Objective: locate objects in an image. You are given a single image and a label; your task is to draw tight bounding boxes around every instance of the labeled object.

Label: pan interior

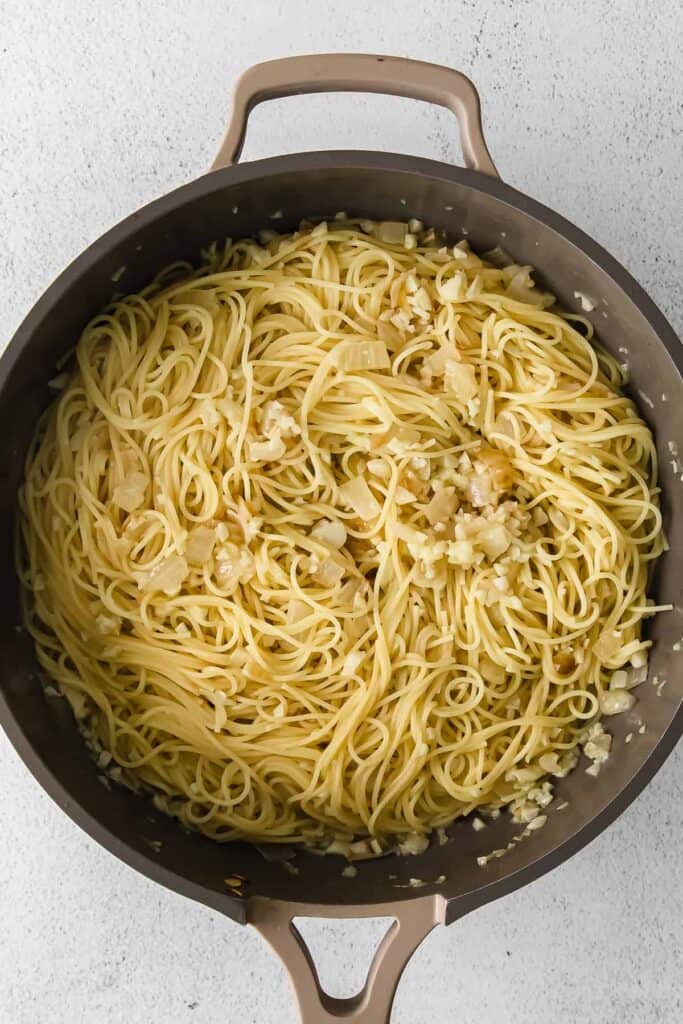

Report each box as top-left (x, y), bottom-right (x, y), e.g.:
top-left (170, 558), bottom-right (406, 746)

top-left (1, 155), bottom-right (680, 915)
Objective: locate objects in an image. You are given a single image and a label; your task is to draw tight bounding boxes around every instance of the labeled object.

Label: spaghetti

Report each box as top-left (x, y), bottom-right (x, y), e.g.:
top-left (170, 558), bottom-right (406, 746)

top-left (17, 217), bottom-right (666, 851)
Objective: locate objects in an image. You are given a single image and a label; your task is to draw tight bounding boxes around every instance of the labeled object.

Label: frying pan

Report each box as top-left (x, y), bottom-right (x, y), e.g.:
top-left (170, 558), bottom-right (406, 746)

top-left (0, 54), bottom-right (681, 1023)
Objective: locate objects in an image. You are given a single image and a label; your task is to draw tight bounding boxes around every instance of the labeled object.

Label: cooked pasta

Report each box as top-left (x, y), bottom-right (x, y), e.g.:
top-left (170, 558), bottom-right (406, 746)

top-left (17, 217), bottom-right (666, 852)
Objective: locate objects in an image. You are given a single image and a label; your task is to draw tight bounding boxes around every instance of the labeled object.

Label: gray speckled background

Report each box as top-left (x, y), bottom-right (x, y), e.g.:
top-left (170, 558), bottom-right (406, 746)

top-left (0, 1), bottom-right (681, 1021)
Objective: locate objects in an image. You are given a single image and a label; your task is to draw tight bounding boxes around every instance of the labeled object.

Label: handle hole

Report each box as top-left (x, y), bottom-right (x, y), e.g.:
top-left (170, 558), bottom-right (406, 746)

top-left (238, 94), bottom-right (461, 165)
top-left (293, 916), bottom-right (395, 1000)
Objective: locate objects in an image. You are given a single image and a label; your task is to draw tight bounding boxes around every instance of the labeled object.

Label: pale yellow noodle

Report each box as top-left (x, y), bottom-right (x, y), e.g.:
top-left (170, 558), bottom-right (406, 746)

top-left (17, 220), bottom-right (666, 849)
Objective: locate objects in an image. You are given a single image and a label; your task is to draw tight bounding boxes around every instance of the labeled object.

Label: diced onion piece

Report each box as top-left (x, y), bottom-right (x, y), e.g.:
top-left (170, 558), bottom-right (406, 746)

top-left (333, 340), bottom-right (391, 372)
top-left (48, 372), bottom-right (70, 391)
top-left (385, 426), bottom-right (422, 457)
top-left (424, 486), bottom-right (459, 525)
top-left (112, 471), bottom-right (147, 513)
top-left (444, 360), bottom-right (477, 401)
top-left (394, 486), bottom-right (415, 506)
top-left (467, 472), bottom-right (495, 508)
top-left (483, 245), bottom-right (513, 267)
top-left (186, 526), bottom-right (215, 564)
top-left (312, 558), bottom-right (345, 587)
top-left (505, 266), bottom-right (554, 307)
top-left (493, 412), bottom-right (516, 440)
top-left (397, 833), bottom-right (429, 855)
top-left (367, 458), bottom-right (390, 479)
top-left (261, 399), bottom-right (300, 439)
top-left (600, 689), bottom-right (636, 716)
top-left (609, 669), bottom-right (629, 690)
top-left (393, 522), bottom-right (427, 546)
top-left (311, 518), bottom-right (347, 549)
top-left (477, 446), bottom-right (514, 489)
top-left (377, 319), bottom-right (403, 351)
top-left (506, 766), bottom-right (543, 785)
top-left (140, 555), bottom-right (188, 595)
top-left (199, 399), bottom-right (220, 427)
top-left (371, 221), bottom-right (408, 244)
top-left (286, 599), bottom-right (310, 624)
top-left (478, 523), bottom-right (511, 560)
top-left (215, 544), bottom-right (255, 585)
top-left (539, 751), bottom-right (562, 774)
top-left (421, 345), bottom-right (451, 384)
top-left (593, 631), bottom-right (621, 662)
top-left (446, 539), bottom-right (477, 566)
top-left (532, 506), bottom-right (548, 526)
top-left (338, 577), bottom-right (363, 608)
top-left (217, 397), bottom-right (244, 428)
top-left (338, 476), bottom-right (382, 520)
top-left (411, 286), bottom-right (432, 313)
top-left (248, 431), bottom-right (286, 462)
top-left (95, 614), bottom-right (121, 636)
top-left (438, 272), bottom-right (467, 302)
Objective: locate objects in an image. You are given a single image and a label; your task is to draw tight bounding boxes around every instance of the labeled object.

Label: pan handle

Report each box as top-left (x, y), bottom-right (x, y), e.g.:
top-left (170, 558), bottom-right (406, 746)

top-left (249, 894), bottom-right (445, 1024)
top-left (210, 53), bottom-right (499, 178)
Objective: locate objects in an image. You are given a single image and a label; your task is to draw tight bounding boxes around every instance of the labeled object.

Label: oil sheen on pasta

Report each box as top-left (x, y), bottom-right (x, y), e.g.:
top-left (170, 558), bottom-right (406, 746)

top-left (17, 218), bottom-right (665, 851)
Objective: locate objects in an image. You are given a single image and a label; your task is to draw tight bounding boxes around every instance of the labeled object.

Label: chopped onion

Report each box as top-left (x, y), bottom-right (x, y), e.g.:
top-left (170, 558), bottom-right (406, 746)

top-left (420, 345), bottom-right (451, 384)
top-left (199, 400), bottom-right (220, 427)
top-left (504, 266), bottom-right (554, 308)
top-left (112, 471), bottom-right (147, 513)
top-left (312, 558), bottom-right (345, 587)
top-left (424, 486), bottom-right (458, 525)
top-left (311, 518), bottom-right (347, 549)
top-left (261, 399), bottom-right (300, 439)
top-left (394, 486), bottom-right (415, 506)
top-left (482, 246), bottom-right (513, 267)
top-left (477, 523), bottom-right (511, 560)
top-left (385, 426), bottom-right (421, 456)
top-left (338, 476), bottom-right (382, 520)
top-left (397, 833), bottom-right (429, 856)
top-left (539, 751), bottom-right (561, 774)
top-left (476, 447), bottom-right (514, 489)
top-left (371, 221), bottom-right (408, 244)
top-left (600, 689), bottom-right (636, 715)
top-left (467, 472), bottom-right (495, 508)
top-left (367, 458), bottom-right (390, 479)
top-left (333, 340), bottom-right (390, 372)
top-left (248, 431), bottom-right (286, 462)
top-left (446, 539), bottom-right (477, 566)
top-left (393, 522), bottom-right (427, 545)
top-left (48, 372), bottom-right (70, 391)
top-left (95, 613), bottom-right (121, 636)
top-left (377, 318), bottom-right (403, 351)
top-left (140, 555), bottom-right (188, 595)
top-left (438, 272), bottom-right (467, 302)
top-left (186, 525), bottom-right (215, 564)
top-left (593, 631), bottom-right (622, 662)
top-left (444, 360), bottom-right (477, 401)
top-left (493, 412), bottom-right (516, 440)
top-left (286, 599), bottom-right (310, 624)
top-left (217, 397), bottom-right (244, 428)
top-left (215, 544), bottom-right (255, 585)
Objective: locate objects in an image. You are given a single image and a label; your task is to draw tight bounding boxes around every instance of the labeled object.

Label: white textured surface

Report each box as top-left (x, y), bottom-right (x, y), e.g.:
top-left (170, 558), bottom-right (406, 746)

top-left (0, 1), bottom-right (681, 1021)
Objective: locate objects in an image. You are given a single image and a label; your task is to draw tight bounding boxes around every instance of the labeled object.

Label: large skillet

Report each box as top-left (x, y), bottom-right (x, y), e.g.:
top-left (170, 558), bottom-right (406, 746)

top-left (0, 55), bottom-right (681, 1023)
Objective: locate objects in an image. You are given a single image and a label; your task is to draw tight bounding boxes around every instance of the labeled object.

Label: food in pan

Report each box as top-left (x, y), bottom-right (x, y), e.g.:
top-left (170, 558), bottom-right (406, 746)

top-left (17, 216), bottom-right (667, 853)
